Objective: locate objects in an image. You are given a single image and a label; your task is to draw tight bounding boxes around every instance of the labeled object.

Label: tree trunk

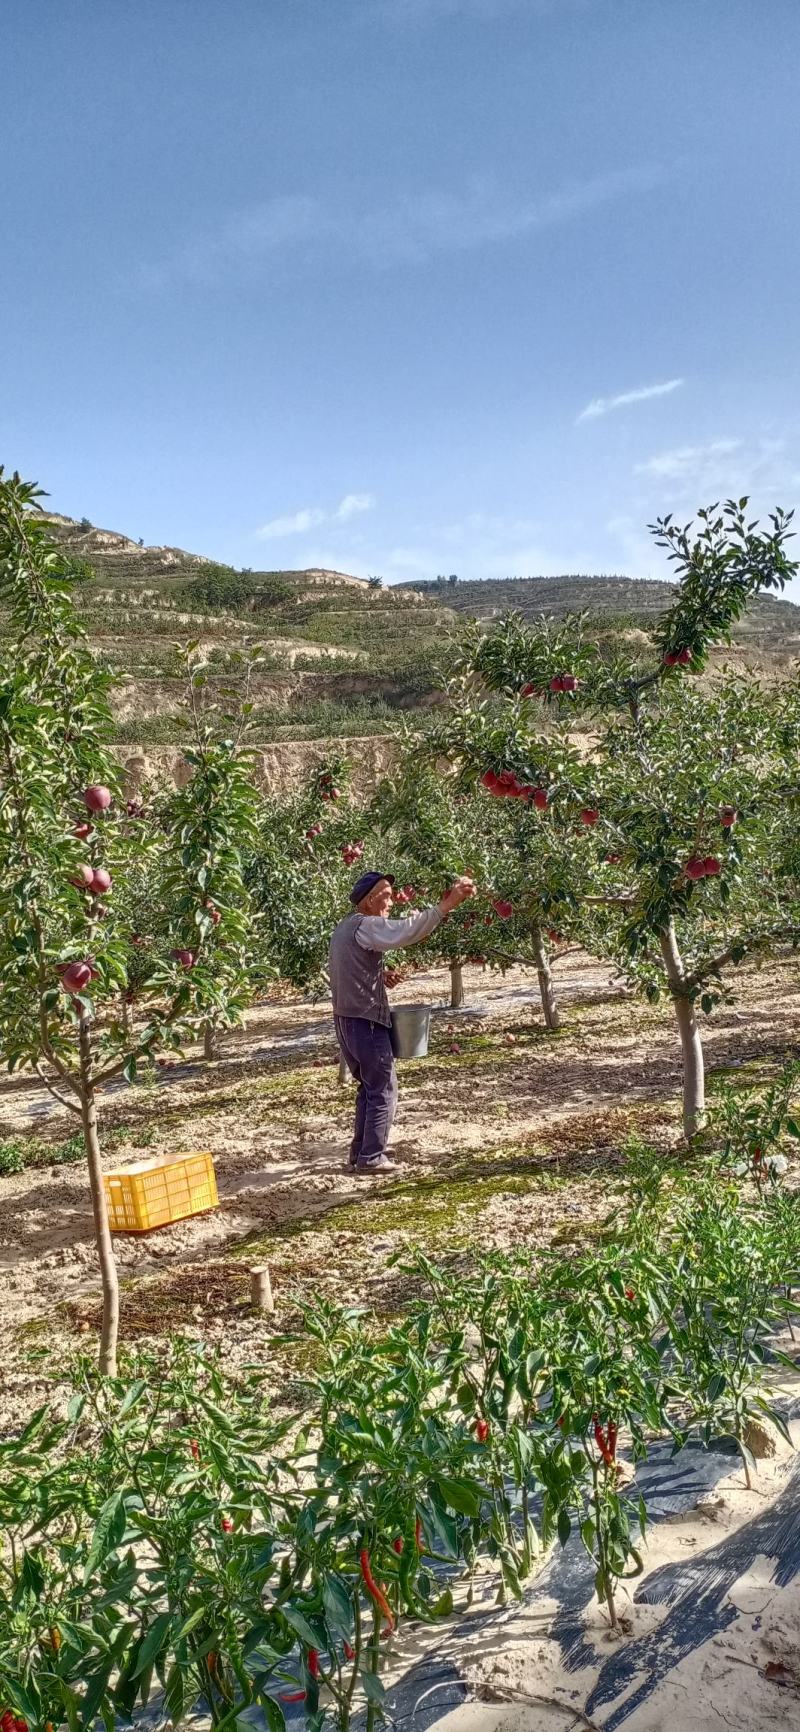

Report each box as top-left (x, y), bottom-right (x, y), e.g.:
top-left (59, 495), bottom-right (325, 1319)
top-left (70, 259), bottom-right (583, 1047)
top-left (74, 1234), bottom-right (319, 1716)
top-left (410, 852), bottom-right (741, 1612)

top-left (77, 1007), bottom-right (120, 1376)
top-left (450, 961), bottom-right (465, 1009)
top-left (203, 1021), bottom-right (217, 1061)
top-left (531, 922), bottom-right (560, 1031)
top-left (120, 996), bottom-right (131, 1038)
top-left (659, 920), bottom-right (705, 1139)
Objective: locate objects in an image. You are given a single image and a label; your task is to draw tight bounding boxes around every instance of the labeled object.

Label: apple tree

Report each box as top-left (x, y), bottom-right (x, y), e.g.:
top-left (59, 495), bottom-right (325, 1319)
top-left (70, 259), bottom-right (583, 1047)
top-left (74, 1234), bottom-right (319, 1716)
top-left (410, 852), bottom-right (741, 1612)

top-left (436, 501), bottom-right (799, 1136)
top-left (0, 474), bottom-right (258, 1373)
top-left (369, 745), bottom-right (577, 1020)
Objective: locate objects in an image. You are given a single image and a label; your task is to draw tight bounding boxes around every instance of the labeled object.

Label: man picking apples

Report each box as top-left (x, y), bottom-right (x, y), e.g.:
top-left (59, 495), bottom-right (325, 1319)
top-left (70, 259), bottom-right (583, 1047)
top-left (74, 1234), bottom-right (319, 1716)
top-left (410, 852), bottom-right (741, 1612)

top-left (329, 870), bottom-right (476, 1173)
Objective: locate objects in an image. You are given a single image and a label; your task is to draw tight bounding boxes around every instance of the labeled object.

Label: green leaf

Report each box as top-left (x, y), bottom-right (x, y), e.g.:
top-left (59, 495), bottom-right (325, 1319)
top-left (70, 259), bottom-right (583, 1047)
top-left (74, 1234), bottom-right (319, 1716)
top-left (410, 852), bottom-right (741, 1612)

top-left (83, 1491), bottom-right (126, 1584)
top-left (435, 1476), bottom-right (482, 1517)
top-left (80, 1663), bottom-right (114, 1732)
top-left (132, 1612), bottom-right (173, 1677)
top-left (20, 1547), bottom-right (45, 1599)
top-left (322, 1572), bottom-right (354, 1643)
top-left (361, 1670), bottom-right (386, 1705)
top-left (261, 1702), bottom-right (287, 1732)
top-left (176, 1604), bottom-right (207, 1640)
top-left (281, 1604), bottom-right (322, 1651)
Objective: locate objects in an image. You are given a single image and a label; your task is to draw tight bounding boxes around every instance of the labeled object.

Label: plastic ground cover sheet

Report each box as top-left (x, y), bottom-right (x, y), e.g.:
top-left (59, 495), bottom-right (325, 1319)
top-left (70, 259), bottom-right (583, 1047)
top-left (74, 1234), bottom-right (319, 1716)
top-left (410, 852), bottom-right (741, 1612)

top-left (370, 1416), bottom-right (800, 1731)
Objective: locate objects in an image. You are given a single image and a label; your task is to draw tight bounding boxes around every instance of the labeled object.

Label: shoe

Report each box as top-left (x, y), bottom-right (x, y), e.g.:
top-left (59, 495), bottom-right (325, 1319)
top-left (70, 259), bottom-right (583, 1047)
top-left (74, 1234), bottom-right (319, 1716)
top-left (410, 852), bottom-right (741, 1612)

top-left (355, 1155), bottom-right (398, 1175)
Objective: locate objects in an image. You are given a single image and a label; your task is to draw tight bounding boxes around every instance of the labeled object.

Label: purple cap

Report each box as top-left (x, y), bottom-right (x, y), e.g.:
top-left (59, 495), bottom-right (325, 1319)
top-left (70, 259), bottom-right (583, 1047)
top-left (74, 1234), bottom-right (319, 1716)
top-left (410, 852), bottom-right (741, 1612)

top-left (349, 870), bottom-right (395, 905)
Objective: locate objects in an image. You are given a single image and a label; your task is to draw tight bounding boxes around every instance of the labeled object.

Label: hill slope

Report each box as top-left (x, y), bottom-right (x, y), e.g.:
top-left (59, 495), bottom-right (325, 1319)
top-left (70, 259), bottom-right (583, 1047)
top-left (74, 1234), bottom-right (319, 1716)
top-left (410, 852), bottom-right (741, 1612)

top-left (398, 573), bottom-right (800, 653)
top-left (10, 516), bottom-right (797, 782)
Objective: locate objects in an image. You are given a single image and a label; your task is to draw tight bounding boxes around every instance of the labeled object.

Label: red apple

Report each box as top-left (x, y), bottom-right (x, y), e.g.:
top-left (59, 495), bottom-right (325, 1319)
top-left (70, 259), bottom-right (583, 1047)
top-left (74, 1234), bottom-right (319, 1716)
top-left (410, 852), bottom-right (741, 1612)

top-left (547, 928), bottom-right (562, 943)
top-left (61, 960), bottom-right (92, 994)
top-left (480, 769), bottom-right (499, 792)
top-left (71, 864), bottom-right (95, 888)
top-left (719, 806), bottom-right (737, 828)
top-left (172, 948), bottom-right (196, 967)
top-left (677, 648), bottom-right (693, 665)
top-left (492, 899), bottom-right (514, 919)
top-left (72, 822), bottom-right (93, 840)
top-left (549, 675), bottom-right (565, 693)
top-left (561, 674), bottom-right (579, 692)
top-left (662, 650), bottom-right (679, 667)
top-left (532, 788), bottom-right (548, 810)
top-left (207, 905), bottom-right (221, 925)
top-left (84, 784), bottom-right (112, 812)
top-left (703, 855), bottom-right (721, 876)
top-left (91, 868), bottom-right (112, 894)
top-left (684, 856), bottom-right (707, 880)
top-left (520, 681), bottom-right (540, 698)
top-left (580, 808), bottom-right (600, 826)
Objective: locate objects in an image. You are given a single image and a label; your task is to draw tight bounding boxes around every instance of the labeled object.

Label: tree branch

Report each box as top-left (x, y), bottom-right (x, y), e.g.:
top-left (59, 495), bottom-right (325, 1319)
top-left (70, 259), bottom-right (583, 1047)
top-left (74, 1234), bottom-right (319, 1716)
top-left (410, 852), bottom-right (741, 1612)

top-left (682, 926), bottom-right (800, 994)
top-left (33, 1061), bottom-right (83, 1117)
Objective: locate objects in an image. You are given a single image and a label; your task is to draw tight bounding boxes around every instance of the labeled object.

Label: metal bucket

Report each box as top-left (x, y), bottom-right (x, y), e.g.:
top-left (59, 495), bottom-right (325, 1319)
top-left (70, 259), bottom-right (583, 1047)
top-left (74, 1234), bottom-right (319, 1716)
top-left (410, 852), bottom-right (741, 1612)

top-left (390, 1004), bottom-right (432, 1060)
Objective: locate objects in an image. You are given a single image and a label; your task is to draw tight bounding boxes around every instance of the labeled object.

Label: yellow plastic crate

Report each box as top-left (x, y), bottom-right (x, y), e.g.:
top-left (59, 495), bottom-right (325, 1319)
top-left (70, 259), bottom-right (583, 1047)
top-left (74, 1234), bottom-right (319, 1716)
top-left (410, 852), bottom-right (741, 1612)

top-left (103, 1151), bottom-right (218, 1234)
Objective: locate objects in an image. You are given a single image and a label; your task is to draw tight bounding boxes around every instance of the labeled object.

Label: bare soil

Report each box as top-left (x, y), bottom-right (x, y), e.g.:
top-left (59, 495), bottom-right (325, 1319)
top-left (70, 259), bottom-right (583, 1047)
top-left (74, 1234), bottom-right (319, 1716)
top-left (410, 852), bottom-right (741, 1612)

top-left (1, 949), bottom-right (799, 1402)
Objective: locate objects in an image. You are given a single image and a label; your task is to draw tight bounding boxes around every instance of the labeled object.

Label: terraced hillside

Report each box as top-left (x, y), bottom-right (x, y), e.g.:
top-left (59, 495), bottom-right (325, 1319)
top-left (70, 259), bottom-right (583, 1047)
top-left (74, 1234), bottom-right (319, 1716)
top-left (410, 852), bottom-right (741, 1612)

top-left (24, 515), bottom-right (455, 786)
top-left (400, 572), bottom-right (800, 657)
top-left (10, 514), bottom-right (798, 794)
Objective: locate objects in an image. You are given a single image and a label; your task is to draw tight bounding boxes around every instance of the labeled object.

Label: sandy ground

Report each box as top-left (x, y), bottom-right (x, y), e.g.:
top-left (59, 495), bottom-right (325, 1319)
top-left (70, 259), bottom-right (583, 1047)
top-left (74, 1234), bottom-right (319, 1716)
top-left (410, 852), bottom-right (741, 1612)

top-left (1, 950), bottom-right (799, 1359)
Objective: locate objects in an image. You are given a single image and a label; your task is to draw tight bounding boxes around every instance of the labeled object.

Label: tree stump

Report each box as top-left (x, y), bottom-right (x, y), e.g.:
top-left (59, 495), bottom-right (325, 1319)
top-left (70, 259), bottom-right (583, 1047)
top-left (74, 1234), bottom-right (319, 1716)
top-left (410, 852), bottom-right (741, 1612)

top-left (250, 1265), bottom-right (275, 1313)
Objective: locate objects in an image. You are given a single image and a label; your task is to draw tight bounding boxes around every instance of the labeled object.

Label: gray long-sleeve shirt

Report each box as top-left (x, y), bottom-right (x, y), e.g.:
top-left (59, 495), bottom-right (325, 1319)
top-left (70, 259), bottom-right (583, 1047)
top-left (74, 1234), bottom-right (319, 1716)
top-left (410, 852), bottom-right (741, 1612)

top-left (354, 906), bottom-right (443, 953)
top-left (329, 905), bottom-right (444, 1025)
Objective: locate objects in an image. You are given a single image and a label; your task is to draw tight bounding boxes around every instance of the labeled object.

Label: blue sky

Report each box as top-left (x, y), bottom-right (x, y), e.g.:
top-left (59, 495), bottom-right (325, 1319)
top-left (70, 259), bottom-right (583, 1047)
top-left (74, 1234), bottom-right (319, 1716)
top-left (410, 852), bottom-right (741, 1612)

top-left (3, 0), bottom-right (800, 590)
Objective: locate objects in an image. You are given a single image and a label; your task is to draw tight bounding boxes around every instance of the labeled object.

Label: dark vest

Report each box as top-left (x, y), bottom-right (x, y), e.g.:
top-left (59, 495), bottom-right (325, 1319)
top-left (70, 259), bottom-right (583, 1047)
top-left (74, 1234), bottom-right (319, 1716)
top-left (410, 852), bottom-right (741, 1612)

top-left (329, 912), bottom-right (391, 1026)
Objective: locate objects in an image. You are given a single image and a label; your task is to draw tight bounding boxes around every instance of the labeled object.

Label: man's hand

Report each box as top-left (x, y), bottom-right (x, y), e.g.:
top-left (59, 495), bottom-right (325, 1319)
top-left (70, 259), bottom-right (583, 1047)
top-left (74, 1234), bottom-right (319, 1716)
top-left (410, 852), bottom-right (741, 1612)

top-left (438, 875), bottom-right (477, 917)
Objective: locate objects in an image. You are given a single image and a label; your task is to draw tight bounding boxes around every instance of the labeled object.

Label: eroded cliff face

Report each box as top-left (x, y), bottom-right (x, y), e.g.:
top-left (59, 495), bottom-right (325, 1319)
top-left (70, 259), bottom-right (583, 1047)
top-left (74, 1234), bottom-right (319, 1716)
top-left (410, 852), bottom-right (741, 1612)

top-left (114, 733), bottom-right (400, 797)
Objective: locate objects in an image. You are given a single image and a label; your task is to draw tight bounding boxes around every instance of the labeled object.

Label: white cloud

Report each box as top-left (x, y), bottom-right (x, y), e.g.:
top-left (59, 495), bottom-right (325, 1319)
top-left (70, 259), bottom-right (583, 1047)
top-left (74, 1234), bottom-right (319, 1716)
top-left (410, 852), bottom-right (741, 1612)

top-left (336, 492), bottom-right (375, 520)
top-left (631, 433), bottom-right (800, 508)
top-left (256, 493), bottom-right (375, 541)
top-left (634, 438), bottom-right (741, 480)
top-left (141, 166), bottom-right (663, 287)
top-left (577, 378), bottom-right (684, 424)
top-left (256, 507), bottom-right (326, 540)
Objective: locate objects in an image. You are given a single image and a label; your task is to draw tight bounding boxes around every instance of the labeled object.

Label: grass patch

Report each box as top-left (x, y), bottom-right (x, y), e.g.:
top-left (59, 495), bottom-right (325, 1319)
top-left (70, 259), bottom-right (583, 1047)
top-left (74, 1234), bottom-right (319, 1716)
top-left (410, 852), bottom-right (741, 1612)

top-left (0, 1121), bottom-right (156, 1178)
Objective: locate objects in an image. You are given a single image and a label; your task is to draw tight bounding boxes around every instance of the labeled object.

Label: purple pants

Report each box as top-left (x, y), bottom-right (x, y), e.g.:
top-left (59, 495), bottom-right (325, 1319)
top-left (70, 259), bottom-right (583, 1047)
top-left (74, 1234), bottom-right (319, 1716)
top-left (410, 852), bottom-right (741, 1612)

top-left (334, 1016), bottom-right (398, 1168)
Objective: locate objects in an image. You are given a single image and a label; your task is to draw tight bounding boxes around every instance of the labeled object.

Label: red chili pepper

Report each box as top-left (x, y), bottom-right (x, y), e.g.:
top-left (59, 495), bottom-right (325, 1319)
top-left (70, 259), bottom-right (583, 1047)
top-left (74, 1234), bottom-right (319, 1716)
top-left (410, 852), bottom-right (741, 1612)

top-left (359, 1547), bottom-right (395, 1632)
top-left (625, 1288), bottom-right (635, 1301)
top-left (220, 1516), bottom-right (233, 1533)
top-left (190, 1439), bottom-right (201, 1460)
top-left (308, 1649), bottom-right (320, 1678)
top-left (593, 1420), bottom-right (615, 1467)
top-left (280, 1690), bottom-right (307, 1704)
top-left (475, 1417), bottom-right (490, 1443)
top-left (415, 1517), bottom-right (425, 1551)
top-left (557, 1415), bottom-right (566, 1429)
top-left (343, 1640), bottom-right (355, 1661)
